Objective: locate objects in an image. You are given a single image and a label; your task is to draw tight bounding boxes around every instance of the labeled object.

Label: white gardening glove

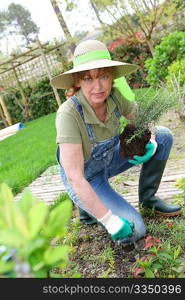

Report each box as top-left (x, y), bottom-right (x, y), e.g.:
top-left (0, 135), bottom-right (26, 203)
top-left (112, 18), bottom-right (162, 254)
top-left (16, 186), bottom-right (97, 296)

top-left (98, 210), bottom-right (134, 241)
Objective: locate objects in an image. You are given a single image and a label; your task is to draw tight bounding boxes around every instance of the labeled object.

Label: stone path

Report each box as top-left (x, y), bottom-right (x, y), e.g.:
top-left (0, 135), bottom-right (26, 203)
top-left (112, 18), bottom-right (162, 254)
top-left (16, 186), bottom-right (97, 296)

top-left (15, 165), bottom-right (65, 205)
top-left (114, 159), bottom-right (185, 209)
top-left (15, 158), bottom-right (185, 209)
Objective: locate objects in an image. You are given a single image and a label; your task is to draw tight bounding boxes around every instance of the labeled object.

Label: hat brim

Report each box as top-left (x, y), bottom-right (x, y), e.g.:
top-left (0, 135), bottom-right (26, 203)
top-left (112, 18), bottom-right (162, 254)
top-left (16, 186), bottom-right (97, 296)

top-left (50, 59), bottom-right (138, 89)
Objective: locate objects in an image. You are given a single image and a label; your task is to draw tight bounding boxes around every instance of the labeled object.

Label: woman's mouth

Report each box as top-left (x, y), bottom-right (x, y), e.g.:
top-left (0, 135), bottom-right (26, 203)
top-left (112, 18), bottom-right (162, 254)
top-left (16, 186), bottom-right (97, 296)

top-left (93, 92), bottom-right (105, 98)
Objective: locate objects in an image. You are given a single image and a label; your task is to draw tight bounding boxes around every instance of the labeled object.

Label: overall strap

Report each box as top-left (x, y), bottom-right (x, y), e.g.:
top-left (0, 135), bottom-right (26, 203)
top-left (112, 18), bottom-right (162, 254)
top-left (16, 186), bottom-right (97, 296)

top-left (110, 92), bottom-right (121, 119)
top-left (70, 96), bottom-right (96, 141)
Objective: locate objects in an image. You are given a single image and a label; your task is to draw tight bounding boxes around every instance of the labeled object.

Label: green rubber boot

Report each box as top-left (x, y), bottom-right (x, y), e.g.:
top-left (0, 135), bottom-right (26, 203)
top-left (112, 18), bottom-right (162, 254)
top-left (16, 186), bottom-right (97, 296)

top-left (139, 158), bottom-right (182, 216)
top-left (79, 208), bottom-right (98, 225)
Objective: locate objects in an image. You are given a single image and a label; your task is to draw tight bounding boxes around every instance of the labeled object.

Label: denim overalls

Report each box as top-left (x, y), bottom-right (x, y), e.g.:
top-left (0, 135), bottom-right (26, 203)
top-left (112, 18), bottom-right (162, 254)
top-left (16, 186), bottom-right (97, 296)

top-left (57, 94), bottom-right (173, 242)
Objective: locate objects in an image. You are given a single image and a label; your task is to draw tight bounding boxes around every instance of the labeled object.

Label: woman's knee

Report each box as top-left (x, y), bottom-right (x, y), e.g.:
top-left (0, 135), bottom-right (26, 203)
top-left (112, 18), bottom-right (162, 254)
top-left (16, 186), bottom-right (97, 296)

top-left (155, 126), bottom-right (173, 159)
top-left (156, 126), bottom-right (173, 144)
top-left (133, 216), bottom-right (146, 241)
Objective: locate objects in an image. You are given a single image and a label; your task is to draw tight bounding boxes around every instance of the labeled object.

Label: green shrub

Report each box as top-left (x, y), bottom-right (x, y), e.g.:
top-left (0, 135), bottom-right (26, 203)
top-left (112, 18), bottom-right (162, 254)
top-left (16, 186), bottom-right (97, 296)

top-left (29, 77), bottom-right (65, 119)
top-left (0, 183), bottom-right (73, 278)
top-left (145, 31), bottom-right (185, 86)
top-left (4, 89), bottom-right (25, 123)
top-left (166, 59), bottom-right (185, 87)
top-left (3, 77), bottom-right (66, 123)
top-left (110, 41), bottom-right (151, 88)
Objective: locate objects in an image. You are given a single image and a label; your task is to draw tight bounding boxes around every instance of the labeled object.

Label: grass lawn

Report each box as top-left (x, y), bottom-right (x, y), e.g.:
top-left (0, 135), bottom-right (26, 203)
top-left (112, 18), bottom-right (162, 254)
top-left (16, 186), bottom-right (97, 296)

top-left (0, 112), bottom-right (57, 195)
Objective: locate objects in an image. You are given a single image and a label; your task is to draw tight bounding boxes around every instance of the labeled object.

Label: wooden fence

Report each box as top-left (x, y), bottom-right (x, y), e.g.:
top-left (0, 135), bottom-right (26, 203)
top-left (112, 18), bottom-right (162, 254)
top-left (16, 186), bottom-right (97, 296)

top-left (0, 39), bottom-right (67, 126)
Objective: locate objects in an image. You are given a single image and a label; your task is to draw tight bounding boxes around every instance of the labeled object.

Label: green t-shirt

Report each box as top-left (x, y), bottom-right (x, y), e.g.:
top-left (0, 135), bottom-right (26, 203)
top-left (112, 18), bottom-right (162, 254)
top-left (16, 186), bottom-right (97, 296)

top-left (56, 87), bottom-right (136, 161)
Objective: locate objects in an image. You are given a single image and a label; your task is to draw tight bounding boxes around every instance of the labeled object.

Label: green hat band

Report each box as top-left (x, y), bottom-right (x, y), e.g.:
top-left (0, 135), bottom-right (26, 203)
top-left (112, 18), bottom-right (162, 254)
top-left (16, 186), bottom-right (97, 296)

top-left (73, 50), bottom-right (111, 67)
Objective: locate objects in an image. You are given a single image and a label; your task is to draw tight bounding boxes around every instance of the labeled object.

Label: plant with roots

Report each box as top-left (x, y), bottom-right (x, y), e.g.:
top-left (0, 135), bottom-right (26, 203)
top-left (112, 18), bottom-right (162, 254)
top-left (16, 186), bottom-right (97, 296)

top-left (119, 87), bottom-right (181, 159)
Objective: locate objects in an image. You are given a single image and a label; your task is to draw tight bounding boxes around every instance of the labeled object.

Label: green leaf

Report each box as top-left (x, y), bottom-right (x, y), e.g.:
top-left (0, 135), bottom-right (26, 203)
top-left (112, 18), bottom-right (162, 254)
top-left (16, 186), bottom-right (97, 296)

top-left (49, 272), bottom-right (63, 278)
top-left (44, 200), bottom-right (72, 237)
top-left (13, 204), bottom-right (30, 238)
top-left (158, 253), bottom-right (173, 260)
top-left (0, 260), bottom-right (14, 274)
top-left (145, 268), bottom-right (155, 278)
top-left (152, 263), bottom-right (162, 270)
top-left (174, 245), bottom-right (181, 260)
top-left (19, 189), bottom-right (38, 215)
top-left (28, 202), bottom-right (48, 239)
top-left (29, 250), bottom-right (47, 272)
top-left (71, 272), bottom-right (81, 278)
top-left (44, 245), bottom-right (70, 266)
top-left (19, 237), bottom-right (46, 257)
top-left (32, 268), bottom-right (48, 278)
top-left (0, 228), bottom-right (25, 247)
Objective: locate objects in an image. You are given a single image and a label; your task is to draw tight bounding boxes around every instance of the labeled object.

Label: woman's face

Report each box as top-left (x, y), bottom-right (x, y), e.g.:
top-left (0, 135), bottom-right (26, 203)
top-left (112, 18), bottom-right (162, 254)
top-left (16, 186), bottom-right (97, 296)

top-left (76, 68), bottom-right (113, 108)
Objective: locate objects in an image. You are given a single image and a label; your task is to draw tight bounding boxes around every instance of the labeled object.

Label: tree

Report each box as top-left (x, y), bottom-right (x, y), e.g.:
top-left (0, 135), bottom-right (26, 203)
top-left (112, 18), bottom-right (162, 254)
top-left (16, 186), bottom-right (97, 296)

top-left (0, 11), bottom-right (7, 39)
top-left (173, 0), bottom-right (185, 8)
top-left (59, 0), bottom-right (106, 37)
top-left (6, 3), bottom-right (39, 45)
top-left (49, 0), bottom-right (75, 53)
top-left (91, 0), bottom-right (178, 56)
top-left (89, 0), bottom-right (104, 27)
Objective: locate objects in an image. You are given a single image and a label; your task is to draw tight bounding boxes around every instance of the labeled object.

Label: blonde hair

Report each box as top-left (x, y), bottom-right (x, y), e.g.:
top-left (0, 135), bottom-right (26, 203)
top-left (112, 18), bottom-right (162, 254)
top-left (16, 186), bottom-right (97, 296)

top-left (65, 67), bottom-right (115, 98)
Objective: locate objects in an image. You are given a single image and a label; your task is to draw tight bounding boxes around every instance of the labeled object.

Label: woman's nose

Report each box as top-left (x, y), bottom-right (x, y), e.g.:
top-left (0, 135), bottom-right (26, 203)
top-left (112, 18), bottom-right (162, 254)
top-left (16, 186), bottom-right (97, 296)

top-left (93, 78), bottom-right (103, 90)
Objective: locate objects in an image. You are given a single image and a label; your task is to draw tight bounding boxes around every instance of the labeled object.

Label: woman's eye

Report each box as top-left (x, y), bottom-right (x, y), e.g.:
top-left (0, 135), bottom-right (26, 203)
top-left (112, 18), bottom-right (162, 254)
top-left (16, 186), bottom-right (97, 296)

top-left (101, 75), bottom-right (109, 80)
top-left (83, 77), bottom-right (92, 82)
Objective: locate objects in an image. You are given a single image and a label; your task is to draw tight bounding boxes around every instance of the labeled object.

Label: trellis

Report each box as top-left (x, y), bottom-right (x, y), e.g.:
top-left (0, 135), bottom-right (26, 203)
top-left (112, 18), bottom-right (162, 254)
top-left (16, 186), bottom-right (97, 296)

top-left (0, 38), bottom-right (66, 127)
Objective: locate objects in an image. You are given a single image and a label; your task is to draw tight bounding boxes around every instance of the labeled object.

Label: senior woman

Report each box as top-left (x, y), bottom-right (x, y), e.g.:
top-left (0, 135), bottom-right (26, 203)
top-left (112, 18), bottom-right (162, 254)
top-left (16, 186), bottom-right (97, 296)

top-left (51, 39), bottom-right (182, 244)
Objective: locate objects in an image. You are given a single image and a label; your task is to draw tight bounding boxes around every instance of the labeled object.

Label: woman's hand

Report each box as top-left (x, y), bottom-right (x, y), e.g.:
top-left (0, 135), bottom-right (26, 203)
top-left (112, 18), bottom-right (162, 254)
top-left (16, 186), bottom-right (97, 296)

top-left (98, 210), bottom-right (135, 241)
top-left (128, 140), bottom-right (158, 165)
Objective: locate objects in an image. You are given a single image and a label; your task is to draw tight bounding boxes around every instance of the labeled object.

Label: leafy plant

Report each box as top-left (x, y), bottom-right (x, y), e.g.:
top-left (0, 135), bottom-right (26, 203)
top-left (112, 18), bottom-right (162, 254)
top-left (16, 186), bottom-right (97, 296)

top-left (0, 183), bottom-right (73, 278)
top-left (166, 59), bottom-right (185, 87)
top-left (128, 87), bottom-right (179, 142)
top-left (145, 31), bottom-right (185, 86)
top-left (133, 241), bottom-right (184, 278)
top-left (110, 40), bottom-right (151, 89)
top-left (119, 86), bottom-right (180, 158)
top-left (3, 77), bottom-right (66, 123)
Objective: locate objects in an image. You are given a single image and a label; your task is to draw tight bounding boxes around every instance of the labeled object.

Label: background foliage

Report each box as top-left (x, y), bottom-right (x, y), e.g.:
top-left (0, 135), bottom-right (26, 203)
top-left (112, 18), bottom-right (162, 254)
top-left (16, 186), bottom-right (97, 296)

top-left (3, 77), bottom-right (66, 123)
top-left (145, 31), bottom-right (185, 86)
top-left (110, 38), bottom-right (151, 88)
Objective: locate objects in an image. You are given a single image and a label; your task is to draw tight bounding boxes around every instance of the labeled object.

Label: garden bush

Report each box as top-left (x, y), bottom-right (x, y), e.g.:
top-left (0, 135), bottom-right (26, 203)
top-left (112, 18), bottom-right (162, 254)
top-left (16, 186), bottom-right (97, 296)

top-left (145, 31), bottom-right (185, 86)
top-left (111, 41), bottom-right (151, 88)
top-left (29, 77), bottom-right (65, 119)
top-left (166, 59), bottom-right (185, 87)
top-left (3, 77), bottom-right (66, 123)
top-left (3, 89), bottom-right (25, 123)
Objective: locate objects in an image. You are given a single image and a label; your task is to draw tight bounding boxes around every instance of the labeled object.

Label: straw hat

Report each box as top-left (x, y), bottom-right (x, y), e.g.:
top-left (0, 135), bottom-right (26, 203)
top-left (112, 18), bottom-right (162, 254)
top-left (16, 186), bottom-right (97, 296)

top-left (50, 39), bottom-right (138, 89)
